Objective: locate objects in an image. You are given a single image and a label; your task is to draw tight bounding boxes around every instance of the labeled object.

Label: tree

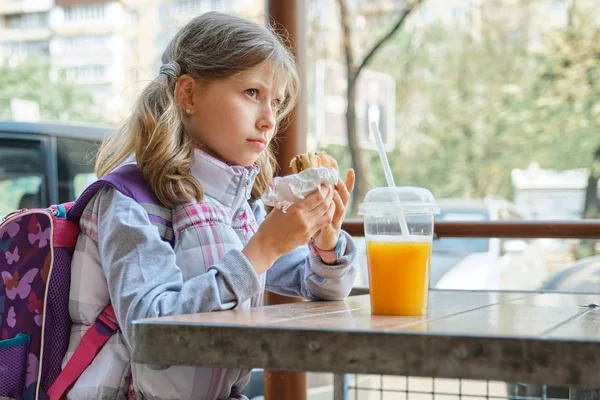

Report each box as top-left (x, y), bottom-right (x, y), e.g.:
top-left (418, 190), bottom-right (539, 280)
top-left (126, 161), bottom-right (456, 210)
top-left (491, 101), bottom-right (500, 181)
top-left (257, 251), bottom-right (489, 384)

top-left (532, 0), bottom-right (600, 218)
top-left (360, 0), bottom-right (599, 215)
top-left (368, 1), bottom-right (538, 200)
top-left (584, 147), bottom-right (600, 219)
top-left (0, 60), bottom-right (98, 123)
top-left (336, 0), bottom-right (423, 215)
top-left (313, 0), bottom-right (599, 218)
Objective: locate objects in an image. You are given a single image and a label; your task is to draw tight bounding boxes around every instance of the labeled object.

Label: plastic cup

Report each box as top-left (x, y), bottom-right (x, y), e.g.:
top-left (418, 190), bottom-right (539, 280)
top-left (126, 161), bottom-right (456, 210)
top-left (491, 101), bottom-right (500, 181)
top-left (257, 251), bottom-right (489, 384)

top-left (359, 187), bottom-right (439, 316)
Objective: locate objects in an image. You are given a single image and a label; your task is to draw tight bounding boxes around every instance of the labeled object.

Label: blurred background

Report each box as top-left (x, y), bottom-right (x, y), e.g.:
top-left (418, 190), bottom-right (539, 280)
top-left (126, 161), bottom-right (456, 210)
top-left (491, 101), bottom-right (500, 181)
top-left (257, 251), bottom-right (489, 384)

top-left (0, 0), bottom-right (599, 291)
top-left (1, 1), bottom-right (599, 399)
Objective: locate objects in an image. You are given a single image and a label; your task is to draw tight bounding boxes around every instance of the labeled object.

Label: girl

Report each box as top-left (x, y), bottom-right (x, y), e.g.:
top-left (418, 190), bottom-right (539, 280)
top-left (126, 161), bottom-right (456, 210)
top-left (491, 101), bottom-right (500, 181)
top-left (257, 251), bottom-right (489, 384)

top-left (64, 11), bottom-right (357, 400)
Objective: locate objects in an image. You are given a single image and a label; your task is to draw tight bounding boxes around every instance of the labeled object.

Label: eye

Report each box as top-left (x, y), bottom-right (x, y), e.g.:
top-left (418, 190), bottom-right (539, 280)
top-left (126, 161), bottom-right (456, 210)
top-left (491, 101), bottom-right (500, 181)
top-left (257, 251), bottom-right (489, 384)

top-left (245, 89), bottom-right (259, 98)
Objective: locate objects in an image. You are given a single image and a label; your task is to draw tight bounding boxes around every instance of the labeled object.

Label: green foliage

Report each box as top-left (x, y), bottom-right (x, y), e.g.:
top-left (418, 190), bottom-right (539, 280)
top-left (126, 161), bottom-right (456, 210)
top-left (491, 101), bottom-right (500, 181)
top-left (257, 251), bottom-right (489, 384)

top-left (0, 59), bottom-right (99, 124)
top-left (322, 1), bottom-right (600, 206)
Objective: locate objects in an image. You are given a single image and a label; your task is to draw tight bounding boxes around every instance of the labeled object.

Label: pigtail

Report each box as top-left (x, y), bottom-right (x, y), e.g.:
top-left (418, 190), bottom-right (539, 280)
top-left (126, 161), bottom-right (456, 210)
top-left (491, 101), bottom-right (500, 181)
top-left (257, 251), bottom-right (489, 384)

top-left (95, 71), bottom-right (203, 207)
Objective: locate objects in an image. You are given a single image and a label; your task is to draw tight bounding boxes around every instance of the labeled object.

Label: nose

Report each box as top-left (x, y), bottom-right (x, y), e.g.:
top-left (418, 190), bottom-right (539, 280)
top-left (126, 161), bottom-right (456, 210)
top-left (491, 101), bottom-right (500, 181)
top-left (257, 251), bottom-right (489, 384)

top-left (257, 103), bottom-right (276, 132)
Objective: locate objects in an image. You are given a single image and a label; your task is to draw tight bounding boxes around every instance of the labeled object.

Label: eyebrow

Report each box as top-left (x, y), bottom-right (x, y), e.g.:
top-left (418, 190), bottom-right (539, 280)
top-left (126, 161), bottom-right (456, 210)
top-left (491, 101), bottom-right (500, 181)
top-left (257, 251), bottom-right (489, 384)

top-left (246, 79), bottom-right (285, 100)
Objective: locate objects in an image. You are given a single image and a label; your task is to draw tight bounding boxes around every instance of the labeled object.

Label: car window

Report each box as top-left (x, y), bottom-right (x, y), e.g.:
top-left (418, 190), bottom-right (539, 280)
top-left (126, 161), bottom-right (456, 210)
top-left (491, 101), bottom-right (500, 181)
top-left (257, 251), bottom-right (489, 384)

top-left (0, 138), bottom-right (47, 216)
top-left (57, 137), bottom-right (99, 202)
top-left (433, 209), bottom-right (490, 254)
top-left (438, 212), bottom-right (488, 222)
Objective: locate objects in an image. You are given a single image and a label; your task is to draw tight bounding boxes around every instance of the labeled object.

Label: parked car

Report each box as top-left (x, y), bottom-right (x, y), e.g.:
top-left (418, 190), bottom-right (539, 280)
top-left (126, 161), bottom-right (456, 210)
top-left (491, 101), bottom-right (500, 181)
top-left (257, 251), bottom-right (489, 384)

top-left (354, 196), bottom-right (547, 291)
top-left (0, 120), bottom-right (109, 217)
top-left (506, 254), bottom-right (600, 399)
top-left (540, 254), bottom-right (600, 293)
top-left (431, 197), bottom-right (547, 290)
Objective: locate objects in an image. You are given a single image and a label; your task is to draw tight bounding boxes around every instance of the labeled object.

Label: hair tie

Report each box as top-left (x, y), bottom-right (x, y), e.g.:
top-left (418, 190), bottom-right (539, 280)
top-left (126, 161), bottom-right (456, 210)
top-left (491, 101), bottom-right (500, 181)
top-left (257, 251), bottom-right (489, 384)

top-left (159, 61), bottom-right (181, 79)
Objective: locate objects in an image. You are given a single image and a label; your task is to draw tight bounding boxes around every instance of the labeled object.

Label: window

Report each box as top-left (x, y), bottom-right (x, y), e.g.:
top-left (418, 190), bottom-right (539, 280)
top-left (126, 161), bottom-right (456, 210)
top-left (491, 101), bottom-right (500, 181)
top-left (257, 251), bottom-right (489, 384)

top-left (174, 0), bottom-right (202, 13)
top-left (2, 41), bottom-right (49, 57)
top-left (6, 12), bottom-right (49, 29)
top-left (64, 65), bottom-right (106, 80)
top-left (307, 0), bottom-right (600, 292)
top-left (63, 4), bottom-right (106, 22)
top-left (432, 208), bottom-right (490, 255)
top-left (0, 139), bottom-right (47, 217)
top-left (173, 0), bottom-right (232, 14)
top-left (64, 36), bottom-right (109, 53)
top-left (56, 138), bottom-right (98, 202)
top-left (308, 0), bottom-right (600, 214)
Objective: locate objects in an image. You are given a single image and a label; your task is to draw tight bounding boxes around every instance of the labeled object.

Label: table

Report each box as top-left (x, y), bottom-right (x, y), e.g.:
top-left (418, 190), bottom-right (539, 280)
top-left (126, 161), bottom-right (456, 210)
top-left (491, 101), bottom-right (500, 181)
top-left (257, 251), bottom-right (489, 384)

top-left (132, 290), bottom-right (600, 399)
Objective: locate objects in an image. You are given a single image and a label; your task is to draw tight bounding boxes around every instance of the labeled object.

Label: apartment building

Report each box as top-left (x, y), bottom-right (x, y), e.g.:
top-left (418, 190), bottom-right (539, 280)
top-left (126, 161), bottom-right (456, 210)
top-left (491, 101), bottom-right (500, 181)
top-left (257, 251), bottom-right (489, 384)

top-left (52, 0), bottom-right (137, 120)
top-left (0, 0), bottom-right (262, 123)
top-left (0, 0), bottom-right (53, 61)
top-left (1, 0), bottom-right (571, 123)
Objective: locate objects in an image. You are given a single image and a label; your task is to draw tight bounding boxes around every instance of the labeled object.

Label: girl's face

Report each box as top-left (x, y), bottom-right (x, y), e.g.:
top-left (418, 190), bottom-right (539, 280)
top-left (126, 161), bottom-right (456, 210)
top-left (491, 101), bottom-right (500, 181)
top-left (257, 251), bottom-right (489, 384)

top-left (184, 63), bottom-right (286, 167)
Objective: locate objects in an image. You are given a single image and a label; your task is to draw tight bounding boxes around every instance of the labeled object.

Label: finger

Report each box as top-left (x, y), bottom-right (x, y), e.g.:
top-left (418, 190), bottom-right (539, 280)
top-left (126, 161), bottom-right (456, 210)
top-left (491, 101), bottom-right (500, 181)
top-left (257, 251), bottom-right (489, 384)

top-left (316, 202), bottom-right (336, 230)
top-left (345, 169), bottom-right (356, 194)
top-left (328, 198), bottom-right (336, 218)
top-left (327, 184), bottom-right (335, 199)
top-left (335, 179), bottom-right (350, 205)
top-left (321, 185), bottom-right (335, 205)
top-left (294, 185), bottom-right (330, 211)
top-left (311, 187), bottom-right (334, 215)
top-left (331, 191), bottom-right (345, 230)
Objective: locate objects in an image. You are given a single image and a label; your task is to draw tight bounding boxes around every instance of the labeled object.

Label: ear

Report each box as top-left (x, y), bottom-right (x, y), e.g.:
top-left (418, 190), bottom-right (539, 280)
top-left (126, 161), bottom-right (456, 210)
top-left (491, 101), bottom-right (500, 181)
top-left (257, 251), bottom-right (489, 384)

top-left (175, 74), bottom-right (197, 114)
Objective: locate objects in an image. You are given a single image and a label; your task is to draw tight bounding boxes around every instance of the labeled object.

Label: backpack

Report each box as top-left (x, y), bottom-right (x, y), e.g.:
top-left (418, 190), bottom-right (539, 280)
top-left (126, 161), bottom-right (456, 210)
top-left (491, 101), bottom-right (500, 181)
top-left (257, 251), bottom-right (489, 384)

top-left (0, 165), bottom-right (173, 400)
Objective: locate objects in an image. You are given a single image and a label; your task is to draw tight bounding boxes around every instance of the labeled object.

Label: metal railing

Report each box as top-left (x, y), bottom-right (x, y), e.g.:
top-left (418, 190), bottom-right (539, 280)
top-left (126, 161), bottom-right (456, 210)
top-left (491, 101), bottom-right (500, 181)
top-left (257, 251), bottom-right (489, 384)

top-left (335, 375), bottom-right (570, 400)
top-left (342, 220), bottom-right (600, 239)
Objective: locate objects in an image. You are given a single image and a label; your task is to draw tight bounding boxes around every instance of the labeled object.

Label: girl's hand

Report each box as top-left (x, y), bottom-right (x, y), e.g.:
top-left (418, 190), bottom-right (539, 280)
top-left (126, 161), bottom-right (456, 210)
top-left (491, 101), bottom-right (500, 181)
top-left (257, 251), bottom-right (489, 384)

top-left (311, 169), bottom-right (355, 262)
top-left (243, 185), bottom-right (336, 275)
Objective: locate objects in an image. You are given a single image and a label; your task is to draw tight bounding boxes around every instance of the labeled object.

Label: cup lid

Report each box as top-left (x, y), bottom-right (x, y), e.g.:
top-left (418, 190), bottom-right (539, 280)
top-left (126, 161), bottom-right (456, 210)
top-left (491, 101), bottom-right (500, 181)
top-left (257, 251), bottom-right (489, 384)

top-left (358, 186), bottom-right (439, 215)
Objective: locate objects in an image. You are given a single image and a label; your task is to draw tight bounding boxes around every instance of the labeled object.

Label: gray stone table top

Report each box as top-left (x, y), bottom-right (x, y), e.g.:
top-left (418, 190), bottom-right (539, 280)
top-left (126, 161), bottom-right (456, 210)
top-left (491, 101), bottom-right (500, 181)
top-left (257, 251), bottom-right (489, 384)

top-left (132, 290), bottom-right (600, 387)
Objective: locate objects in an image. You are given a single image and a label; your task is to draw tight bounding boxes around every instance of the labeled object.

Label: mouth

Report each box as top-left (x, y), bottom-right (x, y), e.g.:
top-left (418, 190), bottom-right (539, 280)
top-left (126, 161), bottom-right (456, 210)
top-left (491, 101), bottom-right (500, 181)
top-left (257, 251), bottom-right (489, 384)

top-left (246, 138), bottom-right (267, 150)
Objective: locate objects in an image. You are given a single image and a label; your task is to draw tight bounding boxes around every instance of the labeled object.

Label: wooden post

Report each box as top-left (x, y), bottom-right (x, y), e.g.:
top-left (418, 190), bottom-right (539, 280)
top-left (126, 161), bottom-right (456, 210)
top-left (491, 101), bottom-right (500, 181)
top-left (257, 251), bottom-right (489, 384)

top-left (262, 291), bottom-right (307, 400)
top-left (267, 0), bottom-right (307, 176)
top-left (264, 1), bottom-right (307, 400)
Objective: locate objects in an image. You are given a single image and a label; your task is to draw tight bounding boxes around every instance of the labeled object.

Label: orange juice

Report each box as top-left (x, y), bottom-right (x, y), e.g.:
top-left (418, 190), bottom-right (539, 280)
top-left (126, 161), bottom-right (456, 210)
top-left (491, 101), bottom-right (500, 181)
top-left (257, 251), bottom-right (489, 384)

top-left (366, 239), bottom-right (432, 316)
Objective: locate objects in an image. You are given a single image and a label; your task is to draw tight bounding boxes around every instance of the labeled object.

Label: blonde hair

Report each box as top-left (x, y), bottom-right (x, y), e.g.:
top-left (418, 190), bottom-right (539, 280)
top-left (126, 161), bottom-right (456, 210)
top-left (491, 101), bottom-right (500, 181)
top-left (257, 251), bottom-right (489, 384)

top-left (95, 12), bottom-right (300, 207)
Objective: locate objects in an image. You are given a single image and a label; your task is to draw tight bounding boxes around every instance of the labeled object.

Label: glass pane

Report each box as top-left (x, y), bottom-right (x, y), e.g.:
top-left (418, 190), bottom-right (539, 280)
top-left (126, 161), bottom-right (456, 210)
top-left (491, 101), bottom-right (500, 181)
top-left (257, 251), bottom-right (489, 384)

top-left (307, 0), bottom-right (600, 291)
top-left (0, 139), bottom-right (46, 217)
top-left (56, 137), bottom-right (99, 203)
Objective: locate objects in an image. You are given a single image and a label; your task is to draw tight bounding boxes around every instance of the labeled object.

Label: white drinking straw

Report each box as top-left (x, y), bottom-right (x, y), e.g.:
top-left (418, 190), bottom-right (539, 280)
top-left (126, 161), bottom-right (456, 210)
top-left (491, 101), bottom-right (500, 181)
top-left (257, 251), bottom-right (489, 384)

top-left (370, 121), bottom-right (411, 238)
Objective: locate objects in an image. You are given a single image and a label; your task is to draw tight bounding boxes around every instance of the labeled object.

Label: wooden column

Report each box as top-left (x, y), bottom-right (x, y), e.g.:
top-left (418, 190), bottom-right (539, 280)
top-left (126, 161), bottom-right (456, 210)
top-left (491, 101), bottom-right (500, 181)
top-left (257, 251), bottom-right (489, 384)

top-left (267, 0), bottom-right (307, 174)
top-left (265, 1), bottom-right (307, 400)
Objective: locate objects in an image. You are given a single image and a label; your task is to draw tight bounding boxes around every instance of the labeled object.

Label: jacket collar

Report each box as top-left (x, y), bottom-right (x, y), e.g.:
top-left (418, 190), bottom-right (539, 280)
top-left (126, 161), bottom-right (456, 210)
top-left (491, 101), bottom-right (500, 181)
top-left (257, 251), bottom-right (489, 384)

top-left (191, 149), bottom-right (260, 210)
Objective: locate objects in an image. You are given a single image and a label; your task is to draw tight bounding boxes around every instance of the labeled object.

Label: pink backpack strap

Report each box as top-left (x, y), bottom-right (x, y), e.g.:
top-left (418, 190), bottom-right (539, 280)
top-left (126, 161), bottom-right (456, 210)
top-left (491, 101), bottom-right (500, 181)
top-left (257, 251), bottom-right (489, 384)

top-left (47, 305), bottom-right (119, 400)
